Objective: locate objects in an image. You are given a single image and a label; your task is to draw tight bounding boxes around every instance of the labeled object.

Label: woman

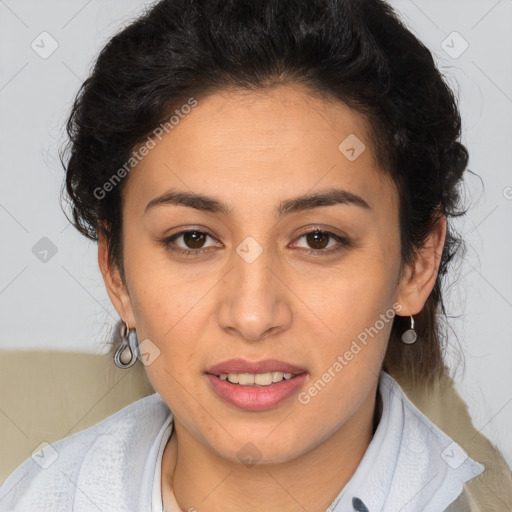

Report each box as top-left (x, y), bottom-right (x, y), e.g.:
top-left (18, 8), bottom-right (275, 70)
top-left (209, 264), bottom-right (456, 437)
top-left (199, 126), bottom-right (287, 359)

top-left (0, 0), bottom-right (510, 510)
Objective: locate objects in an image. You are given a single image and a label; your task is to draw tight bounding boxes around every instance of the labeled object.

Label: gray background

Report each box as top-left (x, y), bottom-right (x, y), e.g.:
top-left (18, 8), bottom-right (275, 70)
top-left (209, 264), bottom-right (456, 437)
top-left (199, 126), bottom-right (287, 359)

top-left (1, 0), bottom-right (511, 467)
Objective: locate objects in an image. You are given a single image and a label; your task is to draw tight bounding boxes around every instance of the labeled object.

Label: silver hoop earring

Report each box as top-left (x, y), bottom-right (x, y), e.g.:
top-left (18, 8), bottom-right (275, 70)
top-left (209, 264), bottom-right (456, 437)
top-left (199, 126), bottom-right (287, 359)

top-left (113, 321), bottom-right (139, 368)
top-left (401, 315), bottom-right (417, 344)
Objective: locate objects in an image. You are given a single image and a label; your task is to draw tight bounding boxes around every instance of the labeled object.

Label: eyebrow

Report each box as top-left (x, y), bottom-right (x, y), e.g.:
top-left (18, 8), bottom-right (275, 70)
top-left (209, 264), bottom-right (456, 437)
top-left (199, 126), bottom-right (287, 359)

top-left (144, 187), bottom-right (371, 217)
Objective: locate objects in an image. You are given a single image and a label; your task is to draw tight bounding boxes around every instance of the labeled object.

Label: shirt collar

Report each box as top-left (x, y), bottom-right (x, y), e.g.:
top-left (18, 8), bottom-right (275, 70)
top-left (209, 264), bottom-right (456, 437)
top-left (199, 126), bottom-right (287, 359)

top-left (326, 371), bottom-right (484, 512)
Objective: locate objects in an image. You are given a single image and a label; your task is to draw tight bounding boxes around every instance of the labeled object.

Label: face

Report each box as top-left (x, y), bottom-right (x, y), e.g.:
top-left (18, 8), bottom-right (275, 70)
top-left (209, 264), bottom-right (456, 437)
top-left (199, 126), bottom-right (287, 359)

top-left (102, 84), bottom-right (417, 465)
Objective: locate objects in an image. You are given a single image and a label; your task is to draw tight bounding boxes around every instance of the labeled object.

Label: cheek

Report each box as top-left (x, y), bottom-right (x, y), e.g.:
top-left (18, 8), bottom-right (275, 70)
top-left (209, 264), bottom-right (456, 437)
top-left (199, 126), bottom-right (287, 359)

top-left (293, 272), bottom-right (396, 426)
top-left (120, 248), bottom-right (211, 390)
top-left (124, 235), bottom-right (208, 330)
top-left (294, 253), bottom-right (399, 405)
top-left (303, 253), bottom-right (398, 338)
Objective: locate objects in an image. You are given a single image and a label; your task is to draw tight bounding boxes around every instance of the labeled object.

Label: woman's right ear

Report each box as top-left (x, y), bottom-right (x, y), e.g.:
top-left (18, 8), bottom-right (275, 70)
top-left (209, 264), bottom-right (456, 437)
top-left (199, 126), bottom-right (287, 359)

top-left (97, 229), bottom-right (136, 327)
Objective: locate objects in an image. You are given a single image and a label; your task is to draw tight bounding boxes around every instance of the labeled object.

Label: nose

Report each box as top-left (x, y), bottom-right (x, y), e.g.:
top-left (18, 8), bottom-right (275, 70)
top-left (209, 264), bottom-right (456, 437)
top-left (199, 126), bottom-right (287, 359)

top-left (216, 243), bottom-right (292, 342)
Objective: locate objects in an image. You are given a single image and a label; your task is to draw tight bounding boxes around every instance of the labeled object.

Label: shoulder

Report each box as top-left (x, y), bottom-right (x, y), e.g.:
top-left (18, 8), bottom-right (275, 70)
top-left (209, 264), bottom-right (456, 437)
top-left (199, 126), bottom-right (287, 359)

top-left (379, 372), bottom-right (485, 511)
top-left (390, 370), bottom-right (512, 511)
top-left (0, 392), bottom-right (170, 512)
top-left (382, 371), bottom-right (512, 512)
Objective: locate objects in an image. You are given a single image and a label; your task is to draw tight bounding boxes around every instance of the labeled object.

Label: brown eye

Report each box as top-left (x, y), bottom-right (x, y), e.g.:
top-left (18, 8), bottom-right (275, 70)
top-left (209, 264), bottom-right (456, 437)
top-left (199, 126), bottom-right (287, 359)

top-left (181, 230), bottom-right (208, 249)
top-left (305, 231), bottom-right (330, 250)
top-left (160, 229), bottom-right (220, 256)
top-left (293, 229), bottom-right (350, 255)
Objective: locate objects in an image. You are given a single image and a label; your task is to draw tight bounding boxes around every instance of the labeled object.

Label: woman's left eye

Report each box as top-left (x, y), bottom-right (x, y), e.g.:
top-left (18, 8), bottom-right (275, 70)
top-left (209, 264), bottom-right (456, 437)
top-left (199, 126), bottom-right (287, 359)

top-left (293, 229), bottom-right (350, 255)
top-left (159, 228), bottom-right (349, 257)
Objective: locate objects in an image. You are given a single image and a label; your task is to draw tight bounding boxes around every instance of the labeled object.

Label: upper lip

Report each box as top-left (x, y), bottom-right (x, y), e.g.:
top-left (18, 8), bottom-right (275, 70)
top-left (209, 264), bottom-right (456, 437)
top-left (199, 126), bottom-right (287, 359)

top-left (206, 358), bottom-right (308, 376)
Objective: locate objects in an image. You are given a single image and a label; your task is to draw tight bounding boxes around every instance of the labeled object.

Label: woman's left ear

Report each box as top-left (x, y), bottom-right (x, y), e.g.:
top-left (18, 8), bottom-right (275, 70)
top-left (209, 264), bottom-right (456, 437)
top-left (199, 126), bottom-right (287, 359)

top-left (396, 212), bottom-right (447, 316)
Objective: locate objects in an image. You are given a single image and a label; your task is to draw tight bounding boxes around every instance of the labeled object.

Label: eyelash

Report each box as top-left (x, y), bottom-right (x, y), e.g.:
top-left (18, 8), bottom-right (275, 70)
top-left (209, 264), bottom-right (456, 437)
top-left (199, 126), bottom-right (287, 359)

top-left (159, 228), bottom-right (350, 257)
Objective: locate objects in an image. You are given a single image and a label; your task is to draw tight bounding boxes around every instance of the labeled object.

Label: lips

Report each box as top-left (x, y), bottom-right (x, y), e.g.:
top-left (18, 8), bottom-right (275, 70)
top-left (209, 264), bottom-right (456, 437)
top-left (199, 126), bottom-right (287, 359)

top-left (206, 372), bottom-right (309, 410)
top-left (206, 358), bottom-right (308, 376)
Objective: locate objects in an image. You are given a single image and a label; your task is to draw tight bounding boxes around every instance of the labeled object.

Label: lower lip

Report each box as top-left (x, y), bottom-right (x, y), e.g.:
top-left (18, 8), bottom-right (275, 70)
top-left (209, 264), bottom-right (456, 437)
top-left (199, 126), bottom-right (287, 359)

top-left (205, 373), bottom-right (308, 411)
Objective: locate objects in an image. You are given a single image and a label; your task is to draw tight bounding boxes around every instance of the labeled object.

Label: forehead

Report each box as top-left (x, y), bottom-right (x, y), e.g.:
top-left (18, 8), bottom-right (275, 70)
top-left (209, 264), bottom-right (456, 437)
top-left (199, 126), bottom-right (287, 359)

top-left (162, 84), bottom-right (374, 158)
top-left (124, 84), bottom-right (396, 216)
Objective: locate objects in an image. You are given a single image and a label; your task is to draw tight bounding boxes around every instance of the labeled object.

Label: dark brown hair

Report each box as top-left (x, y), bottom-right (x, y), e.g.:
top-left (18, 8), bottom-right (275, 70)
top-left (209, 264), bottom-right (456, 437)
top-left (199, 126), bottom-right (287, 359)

top-left (61, 0), bottom-right (471, 386)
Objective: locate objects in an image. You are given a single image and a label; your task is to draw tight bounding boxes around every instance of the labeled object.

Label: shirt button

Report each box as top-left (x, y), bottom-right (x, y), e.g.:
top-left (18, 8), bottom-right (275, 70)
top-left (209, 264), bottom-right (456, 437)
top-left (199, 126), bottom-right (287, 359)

top-left (352, 497), bottom-right (369, 512)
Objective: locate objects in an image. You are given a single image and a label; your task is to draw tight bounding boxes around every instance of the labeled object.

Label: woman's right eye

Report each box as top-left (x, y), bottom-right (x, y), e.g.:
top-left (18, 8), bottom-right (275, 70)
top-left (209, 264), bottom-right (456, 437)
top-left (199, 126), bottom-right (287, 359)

top-left (160, 229), bottom-right (220, 257)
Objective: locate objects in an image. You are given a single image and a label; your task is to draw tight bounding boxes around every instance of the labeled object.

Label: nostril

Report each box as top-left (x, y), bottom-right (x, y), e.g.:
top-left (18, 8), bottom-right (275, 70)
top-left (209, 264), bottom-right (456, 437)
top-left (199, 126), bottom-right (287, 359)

top-left (352, 497), bottom-right (369, 512)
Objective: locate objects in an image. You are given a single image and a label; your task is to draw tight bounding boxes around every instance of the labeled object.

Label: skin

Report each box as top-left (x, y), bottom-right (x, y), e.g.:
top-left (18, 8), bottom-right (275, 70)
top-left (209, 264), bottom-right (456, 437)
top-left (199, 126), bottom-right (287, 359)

top-left (98, 83), bottom-right (446, 512)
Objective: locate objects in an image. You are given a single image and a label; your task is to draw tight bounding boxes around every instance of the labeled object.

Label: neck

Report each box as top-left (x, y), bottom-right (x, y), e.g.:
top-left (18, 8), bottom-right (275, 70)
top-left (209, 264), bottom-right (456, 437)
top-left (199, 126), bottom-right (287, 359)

top-left (162, 386), bottom-right (380, 512)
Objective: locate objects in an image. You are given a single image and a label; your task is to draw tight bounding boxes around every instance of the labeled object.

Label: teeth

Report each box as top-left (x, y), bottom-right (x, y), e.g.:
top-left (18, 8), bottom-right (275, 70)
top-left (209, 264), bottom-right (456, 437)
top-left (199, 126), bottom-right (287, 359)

top-left (218, 372), bottom-right (296, 386)
top-left (272, 371), bottom-right (284, 383)
top-left (255, 373), bottom-right (273, 385)
top-left (237, 373), bottom-right (254, 385)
